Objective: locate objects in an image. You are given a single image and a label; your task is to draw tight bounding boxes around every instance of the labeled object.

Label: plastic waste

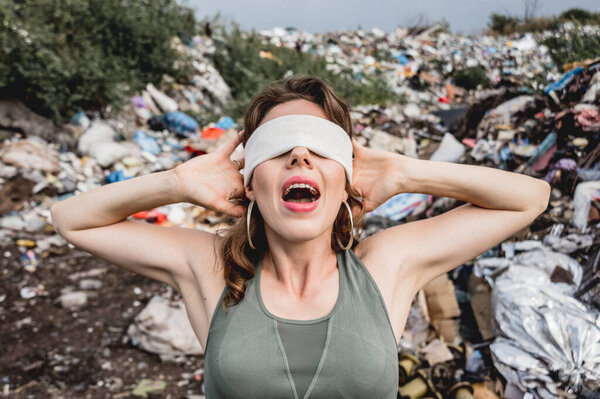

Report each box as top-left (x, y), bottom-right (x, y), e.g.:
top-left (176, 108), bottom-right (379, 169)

top-left (146, 83), bottom-right (178, 113)
top-left (69, 111), bottom-right (91, 129)
top-left (215, 116), bottom-right (235, 130)
top-left (545, 67), bottom-right (584, 106)
top-left (201, 126), bottom-right (226, 139)
top-left (127, 296), bottom-right (204, 355)
top-left (163, 111), bottom-right (199, 137)
top-left (429, 132), bottom-right (465, 162)
top-left (133, 130), bottom-right (161, 155)
top-left (0, 138), bottom-right (60, 173)
top-left (368, 193), bottom-right (431, 221)
top-left (106, 169), bottom-right (133, 183)
top-left (572, 181), bottom-right (600, 231)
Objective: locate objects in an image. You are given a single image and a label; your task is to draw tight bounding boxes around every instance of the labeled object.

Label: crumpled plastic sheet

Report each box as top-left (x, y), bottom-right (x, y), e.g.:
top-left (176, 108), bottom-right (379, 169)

top-left (474, 247), bottom-right (583, 287)
top-left (490, 338), bottom-right (561, 399)
top-left (573, 181), bottom-right (600, 232)
top-left (475, 249), bottom-right (600, 397)
top-left (542, 232), bottom-right (594, 254)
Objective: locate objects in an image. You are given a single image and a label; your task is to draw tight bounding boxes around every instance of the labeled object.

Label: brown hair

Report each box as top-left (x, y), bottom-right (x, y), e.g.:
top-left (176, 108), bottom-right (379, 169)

top-left (215, 76), bottom-right (366, 312)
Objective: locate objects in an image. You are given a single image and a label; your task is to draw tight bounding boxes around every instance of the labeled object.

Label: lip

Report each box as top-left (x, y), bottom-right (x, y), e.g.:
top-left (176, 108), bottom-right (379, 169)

top-left (281, 196), bottom-right (320, 212)
top-left (280, 175), bottom-right (321, 213)
top-left (281, 175), bottom-right (321, 198)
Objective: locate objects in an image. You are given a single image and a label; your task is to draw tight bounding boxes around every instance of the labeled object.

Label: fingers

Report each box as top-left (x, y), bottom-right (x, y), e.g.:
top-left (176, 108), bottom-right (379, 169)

top-left (219, 129), bottom-right (245, 156)
top-left (228, 203), bottom-right (246, 218)
top-left (351, 137), bottom-right (361, 157)
top-left (221, 201), bottom-right (246, 218)
top-left (232, 157), bottom-right (245, 170)
top-left (227, 187), bottom-right (246, 201)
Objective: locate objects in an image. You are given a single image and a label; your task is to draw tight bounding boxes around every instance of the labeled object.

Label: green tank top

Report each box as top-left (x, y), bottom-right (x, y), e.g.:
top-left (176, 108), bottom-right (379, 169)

top-left (203, 248), bottom-right (399, 399)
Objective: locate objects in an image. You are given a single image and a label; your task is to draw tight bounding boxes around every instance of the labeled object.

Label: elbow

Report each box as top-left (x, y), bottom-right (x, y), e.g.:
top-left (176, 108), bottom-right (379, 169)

top-left (536, 180), bottom-right (551, 215)
top-left (50, 203), bottom-right (65, 237)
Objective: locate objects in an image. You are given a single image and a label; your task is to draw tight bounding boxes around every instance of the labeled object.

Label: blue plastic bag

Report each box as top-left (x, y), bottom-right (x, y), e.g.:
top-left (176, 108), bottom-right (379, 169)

top-left (215, 116), bottom-right (236, 130)
top-left (134, 130), bottom-right (161, 156)
top-left (164, 111), bottom-right (199, 137)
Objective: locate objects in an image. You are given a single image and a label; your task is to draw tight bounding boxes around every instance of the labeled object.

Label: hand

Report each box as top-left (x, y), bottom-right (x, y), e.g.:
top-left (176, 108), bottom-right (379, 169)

top-left (350, 138), bottom-right (406, 214)
top-left (173, 131), bottom-right (246, 217)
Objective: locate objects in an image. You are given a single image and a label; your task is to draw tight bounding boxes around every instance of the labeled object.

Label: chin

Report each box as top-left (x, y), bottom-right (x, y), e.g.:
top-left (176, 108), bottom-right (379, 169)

top-left (271, 223), bottom-right (325, 242)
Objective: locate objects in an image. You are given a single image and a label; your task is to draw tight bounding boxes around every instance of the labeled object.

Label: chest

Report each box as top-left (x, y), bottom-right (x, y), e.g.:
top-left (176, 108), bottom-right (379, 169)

top-left (259, 268), bottom-right (340, 322)
top-left (202, 250), bottom-right (401, 398)
top-left (204, 287), bottom-right (399, 399)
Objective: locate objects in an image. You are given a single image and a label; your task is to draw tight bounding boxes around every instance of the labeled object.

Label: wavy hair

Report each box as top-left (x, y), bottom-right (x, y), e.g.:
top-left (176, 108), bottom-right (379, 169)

top-left (215, 76), bottom-right (366, 312)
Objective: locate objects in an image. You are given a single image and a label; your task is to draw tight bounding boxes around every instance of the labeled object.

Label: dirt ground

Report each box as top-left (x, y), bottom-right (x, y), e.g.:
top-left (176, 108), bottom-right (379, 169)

top-left (1, 242), bottom-right (205, 398)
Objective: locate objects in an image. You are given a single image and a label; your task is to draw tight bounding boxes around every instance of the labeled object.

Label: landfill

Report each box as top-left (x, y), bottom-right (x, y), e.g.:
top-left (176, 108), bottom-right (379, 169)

top-left (2, 20), bottom-right (600, 398)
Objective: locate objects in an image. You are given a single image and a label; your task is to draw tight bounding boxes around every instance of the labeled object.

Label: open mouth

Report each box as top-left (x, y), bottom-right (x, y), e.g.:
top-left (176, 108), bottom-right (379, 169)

top-left (281, 183), bottom-right (321, 203)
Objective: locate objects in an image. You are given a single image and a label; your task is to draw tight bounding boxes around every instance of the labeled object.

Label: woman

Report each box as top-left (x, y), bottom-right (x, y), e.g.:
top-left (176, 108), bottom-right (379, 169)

top-left (51, 76), bottom-right (550, 398)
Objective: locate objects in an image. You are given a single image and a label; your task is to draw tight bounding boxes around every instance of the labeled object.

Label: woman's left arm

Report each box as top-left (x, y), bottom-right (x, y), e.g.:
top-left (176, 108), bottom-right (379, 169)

top-left (351, 139), bottom-right (551, 291)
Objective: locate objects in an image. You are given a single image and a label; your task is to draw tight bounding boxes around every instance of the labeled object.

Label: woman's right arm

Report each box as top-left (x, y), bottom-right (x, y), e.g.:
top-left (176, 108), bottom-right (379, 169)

top-left (51, 131), bottom-right (246, 293)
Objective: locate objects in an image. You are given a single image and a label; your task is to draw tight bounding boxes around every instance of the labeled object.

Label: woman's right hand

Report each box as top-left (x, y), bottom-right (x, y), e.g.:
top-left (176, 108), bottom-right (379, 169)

top-left (173, 130), bottom-right (247, 217)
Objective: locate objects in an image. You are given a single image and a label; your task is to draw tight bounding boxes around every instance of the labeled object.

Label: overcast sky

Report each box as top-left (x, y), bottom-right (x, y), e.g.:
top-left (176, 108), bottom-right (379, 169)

top-left (183, 0), bottom-right (600, 35)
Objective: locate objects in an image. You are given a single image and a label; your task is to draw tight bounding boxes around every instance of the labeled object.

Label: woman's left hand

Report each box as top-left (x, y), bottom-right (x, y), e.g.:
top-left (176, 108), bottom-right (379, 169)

top-left (350, 138), bottom-right (408, 214)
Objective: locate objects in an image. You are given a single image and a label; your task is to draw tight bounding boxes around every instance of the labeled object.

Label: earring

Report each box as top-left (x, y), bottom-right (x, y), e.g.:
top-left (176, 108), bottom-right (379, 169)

top-left (336, 199), bottom-right (354, 250)
top-left (247, 199), bottom-right (257, 249)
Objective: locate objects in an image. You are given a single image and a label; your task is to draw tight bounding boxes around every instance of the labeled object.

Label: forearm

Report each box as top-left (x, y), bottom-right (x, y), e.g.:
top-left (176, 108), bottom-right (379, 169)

top-left (51, 169), bottom-right (184, 234)
top-left (393, 156), bottom-right (550, 212)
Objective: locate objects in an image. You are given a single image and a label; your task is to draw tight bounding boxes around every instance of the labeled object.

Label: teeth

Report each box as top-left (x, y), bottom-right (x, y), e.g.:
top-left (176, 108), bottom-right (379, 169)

top-left (283, 183), bottom-right (319, 197)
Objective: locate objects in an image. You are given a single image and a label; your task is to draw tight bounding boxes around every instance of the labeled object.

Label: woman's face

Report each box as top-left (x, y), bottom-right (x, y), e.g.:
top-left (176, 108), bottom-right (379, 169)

top-left (244, 99), bottom-right (349, 243)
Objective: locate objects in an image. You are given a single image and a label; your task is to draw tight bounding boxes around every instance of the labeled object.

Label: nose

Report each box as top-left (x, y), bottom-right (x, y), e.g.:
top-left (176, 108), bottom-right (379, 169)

top-left (286, 146), bottom-right (313, 170)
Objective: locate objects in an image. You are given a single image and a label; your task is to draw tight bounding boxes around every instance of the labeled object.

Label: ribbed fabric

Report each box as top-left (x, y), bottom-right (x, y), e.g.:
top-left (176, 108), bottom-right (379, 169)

top-left (277, 320), bottom-right (329, 399)
top-left (203, 248), bottom-right (399, 399)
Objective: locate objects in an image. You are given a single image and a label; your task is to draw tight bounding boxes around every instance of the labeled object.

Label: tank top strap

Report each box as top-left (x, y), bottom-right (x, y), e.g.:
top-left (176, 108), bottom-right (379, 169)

top-left (335, 248), bottom-right (398, 356)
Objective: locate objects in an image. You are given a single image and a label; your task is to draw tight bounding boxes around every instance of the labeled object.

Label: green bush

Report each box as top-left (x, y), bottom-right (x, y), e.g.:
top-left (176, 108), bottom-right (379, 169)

top-left (518, 17), bottom-right (561, 34)
top-left (452, 66), bottom-right (490, 90)
top-left (542, 26), bottom-right (600, 68)
top-left (560, 8), bottom-right (600, 24)
top-left (488, 13), bottom-right (520, 35)
top-left (207, 22), bottom-right (403, 121)
top-left (487, 8), bottom-right (600, 35)
top-left (0, 0), bottom-right (198, 123)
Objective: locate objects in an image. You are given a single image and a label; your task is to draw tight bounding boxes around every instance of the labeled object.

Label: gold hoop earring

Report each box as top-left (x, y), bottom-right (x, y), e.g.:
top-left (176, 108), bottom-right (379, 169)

top-left (336, 199), bottom-right (354, 250)
top-left (247, 199), bottom-right (257, 249)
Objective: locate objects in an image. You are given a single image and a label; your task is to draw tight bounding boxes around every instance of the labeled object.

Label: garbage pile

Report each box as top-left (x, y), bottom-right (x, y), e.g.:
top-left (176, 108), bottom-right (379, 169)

top-left (2, 24), bottom-right (600, 398)
top-left (259, 26), bottom-right (555, 106)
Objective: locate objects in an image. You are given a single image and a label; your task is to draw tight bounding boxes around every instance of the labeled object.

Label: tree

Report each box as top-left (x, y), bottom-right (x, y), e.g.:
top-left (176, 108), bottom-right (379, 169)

top-left (488, 13), bottom-right (520, 34)
top-left (523, 0), bottom-right (540, 22)
top-left (560, 8), bottom-right (595, 23)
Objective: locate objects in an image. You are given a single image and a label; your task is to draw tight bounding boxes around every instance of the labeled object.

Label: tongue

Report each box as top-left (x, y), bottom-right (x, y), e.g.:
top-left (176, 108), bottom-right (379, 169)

top-left (284, 188), bottom-right (316, 203)
top-left (286, 198), bottom-right (313, 203)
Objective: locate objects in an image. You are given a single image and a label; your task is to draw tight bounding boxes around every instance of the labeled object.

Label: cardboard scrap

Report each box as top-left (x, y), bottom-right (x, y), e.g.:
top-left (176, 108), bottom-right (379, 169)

top-left (468, 275), bottom-right (495, 341)
top-left (422, 273), bottom-right (461, 342)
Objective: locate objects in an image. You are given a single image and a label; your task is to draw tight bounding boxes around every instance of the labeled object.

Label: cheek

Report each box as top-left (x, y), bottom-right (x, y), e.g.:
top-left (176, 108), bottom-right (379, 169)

top-left (252, 164), bottom-right (267, 185)
top-left (323, 162), bottom-right (347, 193)
top-left (252, 162), bottom-right (279, 198)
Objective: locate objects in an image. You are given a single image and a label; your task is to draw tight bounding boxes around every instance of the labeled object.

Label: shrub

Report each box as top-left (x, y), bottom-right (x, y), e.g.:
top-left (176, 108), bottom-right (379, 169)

top-left (452, 66), bottom-right (490, 90)
top-left (542, 26), bottom-right (600, 68)
top-left (487, 8), bottom-right (600, 35)
top-left (560, 8), bottom-right (598, 24)
top-left (0, 0), bottom-right (198, 123)
top-left (488, 13), bottom-right (520, 35)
